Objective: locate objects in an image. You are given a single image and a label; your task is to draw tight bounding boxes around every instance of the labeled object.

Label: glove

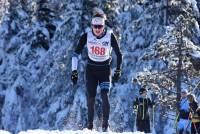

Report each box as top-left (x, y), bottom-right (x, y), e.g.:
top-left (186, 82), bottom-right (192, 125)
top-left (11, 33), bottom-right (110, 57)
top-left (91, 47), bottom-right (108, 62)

top-left (112, 69), bottom-right (121, 82)
top-left (71, 70), bottom-right (78, 85)
top-left (133, 105), bottom-right (138, 113)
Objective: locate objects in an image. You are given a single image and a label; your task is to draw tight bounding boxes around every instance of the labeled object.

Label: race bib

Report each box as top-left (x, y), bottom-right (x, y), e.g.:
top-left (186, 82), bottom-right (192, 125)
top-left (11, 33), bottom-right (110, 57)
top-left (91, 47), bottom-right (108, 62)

top-left (87, 30), bottom-right (112, 62)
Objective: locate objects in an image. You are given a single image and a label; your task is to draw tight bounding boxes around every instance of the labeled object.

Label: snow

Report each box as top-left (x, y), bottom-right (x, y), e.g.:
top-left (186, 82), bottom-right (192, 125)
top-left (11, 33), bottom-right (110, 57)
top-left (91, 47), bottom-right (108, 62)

top-left (163, 118), bottom-right (176, 134)
top-left (17, 129), bottom-right (144, 134)
top-left (133, 36), bottom-right (145, 49)
top-left (17, 9), bottom-right (29, 20)
top-left (191, 50), bottom-right (200, 58)
top-left (0, 130), bottom-right (11, 134)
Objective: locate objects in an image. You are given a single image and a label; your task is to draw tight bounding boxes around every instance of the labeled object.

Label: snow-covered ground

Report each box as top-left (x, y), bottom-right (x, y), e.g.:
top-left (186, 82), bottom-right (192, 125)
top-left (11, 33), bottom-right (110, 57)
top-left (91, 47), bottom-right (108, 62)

top-left (0, 129), bottom-right (144, 134)
top-left (0, 130), bottom-right (12, 134)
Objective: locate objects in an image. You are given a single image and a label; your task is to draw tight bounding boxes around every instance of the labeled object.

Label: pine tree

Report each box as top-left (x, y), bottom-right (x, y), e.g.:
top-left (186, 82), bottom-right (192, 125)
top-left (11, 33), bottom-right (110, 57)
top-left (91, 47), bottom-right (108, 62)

top-left (6, 0), bottom-right (21, 36)
top-left (36, 0), bottom-right (56, 24)
top-left (39, 0), bottom-right (57, 34)
top-left (102, 0), bottom-right (120, 36)
top-left (31, 0), bottom-right (57, 50)
top-left (137, 1), bottom-right (200, 126)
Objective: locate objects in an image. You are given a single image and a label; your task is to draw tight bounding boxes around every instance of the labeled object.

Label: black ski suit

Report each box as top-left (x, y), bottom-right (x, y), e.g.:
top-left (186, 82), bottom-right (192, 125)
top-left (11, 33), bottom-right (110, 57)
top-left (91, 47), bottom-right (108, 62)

top-left (133, 96), bottom-right (154, 133)
top-left (74, 28), bottom-right (122, 126)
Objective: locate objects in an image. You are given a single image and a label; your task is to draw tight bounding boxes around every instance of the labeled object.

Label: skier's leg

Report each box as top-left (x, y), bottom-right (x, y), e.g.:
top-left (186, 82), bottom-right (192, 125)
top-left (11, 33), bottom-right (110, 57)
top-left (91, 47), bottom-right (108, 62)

top-left (87, 96), bottom-right (95, 129)
top-left (191, 122), bottom-right (199, 134)
top-left (178, 129), bottom-right (184, 134)
top-left (136, 119), bottom-right (143, 132)
top-left (98, 65), bottom-right (111, 132)
top-left (197, 123), bottom-right (200, 134)
top-left (177, 119), bottom-right (185, 134)
top-left (101, 89), bottom-right (110, 131)
top-left (191, 124), bottom-right (194, 134)
top-left (86, 65), bottom-right (98, 130)
top-left (145, 118), bottom-right (151, 133)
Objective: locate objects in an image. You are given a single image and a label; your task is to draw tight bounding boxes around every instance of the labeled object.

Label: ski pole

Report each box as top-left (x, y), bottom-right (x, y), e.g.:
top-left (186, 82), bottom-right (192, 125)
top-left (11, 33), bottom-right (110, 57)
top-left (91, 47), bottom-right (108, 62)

top-left (152, 105), bottom-right (155, 129)
top-left (133, 105), bottom-right (138, 131)
top-left (193, 122), bottom-right (198, 134)
top-left (185, 113), bottom-right (191, 133)
top-left (174, 112), bottom-right (180, 129)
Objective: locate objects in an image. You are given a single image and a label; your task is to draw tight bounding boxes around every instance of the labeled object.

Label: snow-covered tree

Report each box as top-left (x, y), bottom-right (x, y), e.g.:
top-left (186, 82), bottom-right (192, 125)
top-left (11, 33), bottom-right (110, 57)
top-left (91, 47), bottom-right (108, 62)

top-left (136, 2), bottom-right (200, 133)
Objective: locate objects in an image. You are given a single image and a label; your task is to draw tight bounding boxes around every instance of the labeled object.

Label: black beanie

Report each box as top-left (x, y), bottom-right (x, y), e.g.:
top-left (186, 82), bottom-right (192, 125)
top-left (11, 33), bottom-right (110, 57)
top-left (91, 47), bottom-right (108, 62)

top-left (139, 88), bottom-right (147, 94)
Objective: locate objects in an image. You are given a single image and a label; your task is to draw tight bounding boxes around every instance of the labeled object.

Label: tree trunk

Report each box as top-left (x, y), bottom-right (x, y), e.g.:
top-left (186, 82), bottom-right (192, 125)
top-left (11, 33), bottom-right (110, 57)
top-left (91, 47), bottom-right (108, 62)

top-left (163, 0), bottom-right (168, 25)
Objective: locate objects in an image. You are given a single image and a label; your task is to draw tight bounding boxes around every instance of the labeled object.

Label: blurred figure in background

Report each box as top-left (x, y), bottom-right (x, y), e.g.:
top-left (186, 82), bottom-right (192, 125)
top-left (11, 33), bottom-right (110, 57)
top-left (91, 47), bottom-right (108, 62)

top-left (187, 94), bottom-right (200, 134)
top-left (177, 89), bottom-right (191, 134)
top-left (133, 88), bottom-right (154, 133)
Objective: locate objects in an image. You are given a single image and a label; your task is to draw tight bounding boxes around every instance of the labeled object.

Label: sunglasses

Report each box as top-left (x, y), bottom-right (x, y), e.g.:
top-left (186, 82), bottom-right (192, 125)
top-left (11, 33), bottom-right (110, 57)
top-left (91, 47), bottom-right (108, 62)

top-left (92, 25), bottom-right (104, 29)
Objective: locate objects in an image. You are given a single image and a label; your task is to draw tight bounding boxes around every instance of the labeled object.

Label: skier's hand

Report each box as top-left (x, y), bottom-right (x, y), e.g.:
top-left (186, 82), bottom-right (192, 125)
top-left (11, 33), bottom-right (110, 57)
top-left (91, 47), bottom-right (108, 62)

top-left (112, 69), bottom-right (121, 82)
top-left (71, 70), bottom-right (78, 85)
top-left (133, 105), bottom-right (138, 113)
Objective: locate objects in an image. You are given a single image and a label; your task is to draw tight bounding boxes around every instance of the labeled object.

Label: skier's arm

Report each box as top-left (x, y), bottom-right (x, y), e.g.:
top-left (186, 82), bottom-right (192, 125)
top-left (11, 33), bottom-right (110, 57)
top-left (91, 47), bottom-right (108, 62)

top-left (72, 33), bottom-right (87, 71)
top-left (111, 33), bottom-right (123, 70)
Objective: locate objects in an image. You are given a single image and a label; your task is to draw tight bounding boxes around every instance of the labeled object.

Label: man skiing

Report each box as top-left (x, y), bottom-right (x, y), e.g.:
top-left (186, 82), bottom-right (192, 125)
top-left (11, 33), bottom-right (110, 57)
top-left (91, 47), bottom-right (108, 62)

top-left (177, 89), bottom-right (191, 134)
top-left (133, 87), bottom-right (154, 133)
top-left (71, 8), bottom-right (123, 132)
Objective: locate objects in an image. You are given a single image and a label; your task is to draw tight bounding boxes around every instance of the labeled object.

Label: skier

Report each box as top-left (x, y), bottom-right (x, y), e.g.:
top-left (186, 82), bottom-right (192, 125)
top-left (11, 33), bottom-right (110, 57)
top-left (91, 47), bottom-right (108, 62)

top-left (133, 87), bottom-right (154, 133)
top-left (187, 94), bottom-right (200, 134)
top-left (71, 8), bottom-right (123, 132)
top-left (177, 89), bottom-right (191, 134)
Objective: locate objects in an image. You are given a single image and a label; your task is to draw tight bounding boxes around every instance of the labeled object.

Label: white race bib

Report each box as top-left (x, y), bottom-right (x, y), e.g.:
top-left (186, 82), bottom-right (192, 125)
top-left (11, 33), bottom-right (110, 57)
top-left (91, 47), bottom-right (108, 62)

top-left (87, 29), bottom-right (112, 62)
